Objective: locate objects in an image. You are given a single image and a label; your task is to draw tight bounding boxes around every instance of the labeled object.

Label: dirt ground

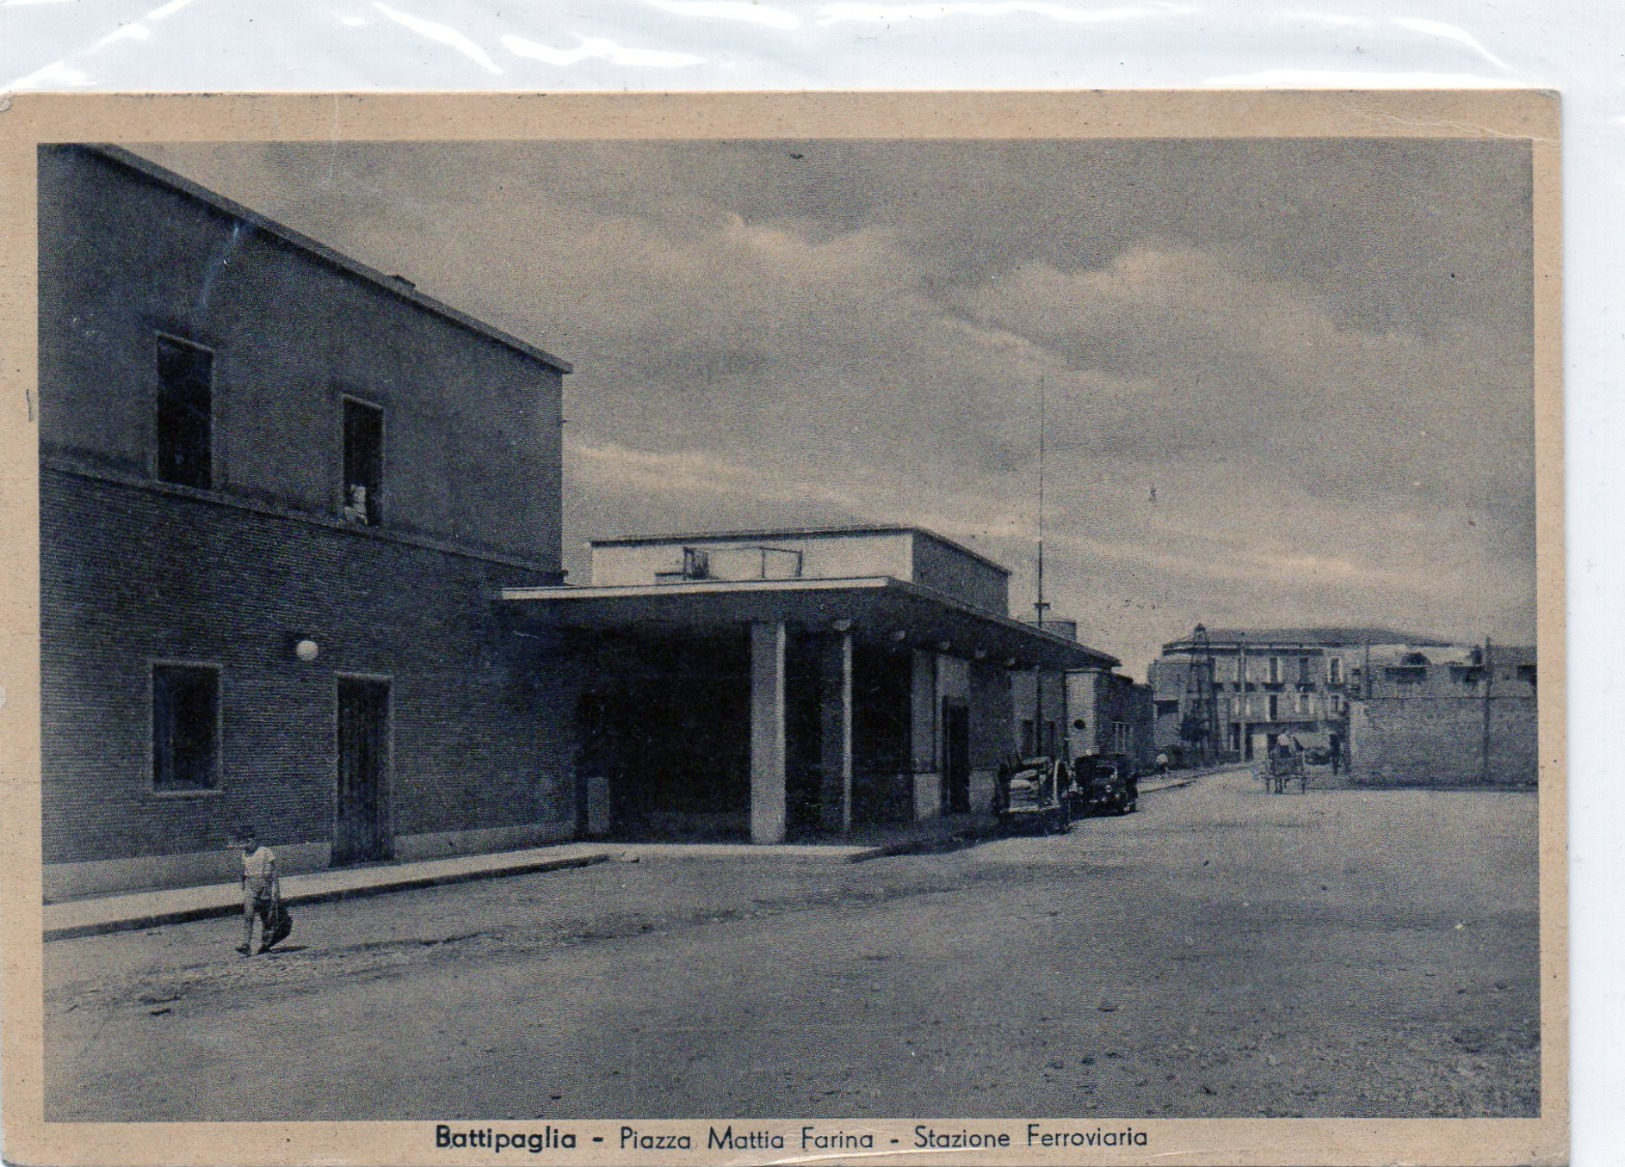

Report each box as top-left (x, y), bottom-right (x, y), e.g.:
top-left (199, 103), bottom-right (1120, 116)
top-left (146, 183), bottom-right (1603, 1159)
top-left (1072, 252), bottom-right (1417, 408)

top-left (44, 769), bottom-right (1539, 1121)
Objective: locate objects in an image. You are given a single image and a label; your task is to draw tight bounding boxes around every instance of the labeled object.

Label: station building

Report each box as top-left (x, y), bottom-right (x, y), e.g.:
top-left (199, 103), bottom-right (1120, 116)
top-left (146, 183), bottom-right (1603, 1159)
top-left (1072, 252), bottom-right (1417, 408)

top-left (505, 528), bottom-right (1116, 843)
top-left (38, 145), bottom-right (1118, 896)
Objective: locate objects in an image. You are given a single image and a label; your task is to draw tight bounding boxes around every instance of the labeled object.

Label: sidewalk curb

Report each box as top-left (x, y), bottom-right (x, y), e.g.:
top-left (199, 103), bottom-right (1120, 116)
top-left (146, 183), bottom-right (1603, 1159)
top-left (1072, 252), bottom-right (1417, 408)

top-left (44, 853), bottom-right (612, 942)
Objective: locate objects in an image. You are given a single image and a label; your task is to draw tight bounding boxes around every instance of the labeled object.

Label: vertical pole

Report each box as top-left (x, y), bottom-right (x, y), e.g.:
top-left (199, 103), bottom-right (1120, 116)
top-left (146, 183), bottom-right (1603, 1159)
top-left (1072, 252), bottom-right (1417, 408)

top-left (909, 649), bottom-right (939, 819)
top-left (750, 622), bottom-right (787, 844)
top-left (1481, 636), bottom-right (1494, 785)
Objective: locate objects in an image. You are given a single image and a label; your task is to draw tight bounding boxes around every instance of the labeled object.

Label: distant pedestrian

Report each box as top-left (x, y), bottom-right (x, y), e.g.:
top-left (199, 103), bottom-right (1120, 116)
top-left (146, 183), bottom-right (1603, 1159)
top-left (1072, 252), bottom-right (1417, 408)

top-left (1156, 751), bottom-right (1169, 777)
top-left (235, 824), bottom-right (280, 956)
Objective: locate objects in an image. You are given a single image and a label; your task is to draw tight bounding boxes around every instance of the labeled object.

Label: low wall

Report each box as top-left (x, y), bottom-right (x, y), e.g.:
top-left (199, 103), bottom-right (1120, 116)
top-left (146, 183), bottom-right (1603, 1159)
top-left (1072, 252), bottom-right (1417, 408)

top-left (1349, 696), bottom-right (1537, 785)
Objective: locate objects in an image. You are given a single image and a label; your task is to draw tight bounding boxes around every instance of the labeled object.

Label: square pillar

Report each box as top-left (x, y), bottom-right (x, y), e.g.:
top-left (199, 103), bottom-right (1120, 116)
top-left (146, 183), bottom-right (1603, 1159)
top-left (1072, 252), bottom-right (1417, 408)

top-left (819, 629), bottom-right (854, 833)
top-left (910, 649), bottom-right (941, 821)
top-left (750, 621), bottom-right (787, 844)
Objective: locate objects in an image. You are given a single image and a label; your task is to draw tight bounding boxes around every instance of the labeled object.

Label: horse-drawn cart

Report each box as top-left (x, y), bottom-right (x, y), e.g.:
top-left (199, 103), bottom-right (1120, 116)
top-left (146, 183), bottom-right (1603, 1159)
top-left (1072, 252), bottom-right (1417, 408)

top-left (1263, 743), bottom-right (1308, 794)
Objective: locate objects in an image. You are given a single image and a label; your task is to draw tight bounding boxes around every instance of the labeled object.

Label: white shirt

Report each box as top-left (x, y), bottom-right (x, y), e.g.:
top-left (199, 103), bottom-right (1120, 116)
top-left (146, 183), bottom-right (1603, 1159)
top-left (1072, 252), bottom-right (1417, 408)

top-left (242, 846), bottom-right (276, 879)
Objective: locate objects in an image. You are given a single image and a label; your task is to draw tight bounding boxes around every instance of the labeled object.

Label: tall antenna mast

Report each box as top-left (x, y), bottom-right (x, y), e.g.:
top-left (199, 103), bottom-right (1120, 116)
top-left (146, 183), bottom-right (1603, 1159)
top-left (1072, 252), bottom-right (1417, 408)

top-left (1032, 376), bottom-right (1049, 756)
top-left (1035, 374), bottom-right (1048, 629)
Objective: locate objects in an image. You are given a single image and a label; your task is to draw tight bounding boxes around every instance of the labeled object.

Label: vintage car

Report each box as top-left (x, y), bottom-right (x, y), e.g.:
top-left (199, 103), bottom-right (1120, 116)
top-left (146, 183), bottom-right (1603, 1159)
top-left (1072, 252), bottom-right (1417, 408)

top-left (993, 756), bottom-right (1073, 834)
top-left (1072, 753), bottom-right (1140, 816)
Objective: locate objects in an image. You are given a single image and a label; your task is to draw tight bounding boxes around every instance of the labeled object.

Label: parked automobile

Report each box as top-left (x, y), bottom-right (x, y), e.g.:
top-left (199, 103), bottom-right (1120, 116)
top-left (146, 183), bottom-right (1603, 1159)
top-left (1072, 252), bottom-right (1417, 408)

top-left (1072, 753), bottom-right (1140, 816)
top-left (993, 756), bottom-right (1073, 834)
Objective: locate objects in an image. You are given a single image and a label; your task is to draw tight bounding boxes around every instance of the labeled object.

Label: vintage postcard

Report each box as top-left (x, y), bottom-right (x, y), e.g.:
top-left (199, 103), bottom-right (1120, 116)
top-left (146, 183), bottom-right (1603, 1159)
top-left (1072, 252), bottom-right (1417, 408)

top-left (0, 91), bottom-right (1563, 1166)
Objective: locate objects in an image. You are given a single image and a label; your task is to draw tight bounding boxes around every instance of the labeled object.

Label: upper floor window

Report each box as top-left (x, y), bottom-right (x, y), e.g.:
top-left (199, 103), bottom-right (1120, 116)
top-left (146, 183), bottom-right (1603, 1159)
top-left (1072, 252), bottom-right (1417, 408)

top-left (153, 663), bottom-right (220, 791)
top-left (1298, 656), bottom-right (1312, 684)
top-left (1268, 656), bottom-right (1282, 684)
top-left (1328, 656), bottom-right (1343, 684)
top-left (342, 398), bottom-right (384, 526)
top-left (155, 335), bottom-right (213, 488)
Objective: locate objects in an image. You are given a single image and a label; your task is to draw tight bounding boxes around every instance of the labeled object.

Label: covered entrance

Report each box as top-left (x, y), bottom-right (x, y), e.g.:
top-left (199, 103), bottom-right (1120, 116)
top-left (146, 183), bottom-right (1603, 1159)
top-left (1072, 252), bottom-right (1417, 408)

top-left (505, 574), bottom-right (1115, 843)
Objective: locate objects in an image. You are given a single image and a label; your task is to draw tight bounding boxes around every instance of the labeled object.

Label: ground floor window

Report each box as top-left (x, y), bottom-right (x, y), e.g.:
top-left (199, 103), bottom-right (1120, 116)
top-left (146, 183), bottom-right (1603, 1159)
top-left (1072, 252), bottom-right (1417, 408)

top-left (152, 664), bottom-right (220, 791)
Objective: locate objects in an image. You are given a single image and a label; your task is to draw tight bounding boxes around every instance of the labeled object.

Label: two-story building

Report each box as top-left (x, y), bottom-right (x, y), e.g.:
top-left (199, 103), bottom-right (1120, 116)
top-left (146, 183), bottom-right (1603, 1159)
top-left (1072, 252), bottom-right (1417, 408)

top-left (39, 145), bottom-right (580, 899)
top-left (38, 146), bottom-right (1125, 896)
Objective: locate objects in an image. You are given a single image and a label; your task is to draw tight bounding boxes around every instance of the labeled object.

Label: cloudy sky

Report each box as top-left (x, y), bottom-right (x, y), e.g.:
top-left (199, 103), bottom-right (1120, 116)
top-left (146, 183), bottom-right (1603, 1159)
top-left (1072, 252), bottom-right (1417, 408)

top-left (136, 136), bottom-right (1535, 677)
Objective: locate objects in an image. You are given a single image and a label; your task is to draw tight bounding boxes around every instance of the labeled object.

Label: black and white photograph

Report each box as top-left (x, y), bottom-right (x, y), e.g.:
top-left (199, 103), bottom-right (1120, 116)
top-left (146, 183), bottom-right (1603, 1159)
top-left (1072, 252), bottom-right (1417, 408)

top-left (5, 91), bottom-right (1562, 1166)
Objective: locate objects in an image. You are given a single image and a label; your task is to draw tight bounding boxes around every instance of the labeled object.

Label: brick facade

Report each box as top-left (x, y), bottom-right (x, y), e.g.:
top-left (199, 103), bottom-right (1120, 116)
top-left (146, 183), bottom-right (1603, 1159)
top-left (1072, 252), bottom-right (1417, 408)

top-left (38, 146), bottom-right (580, 896)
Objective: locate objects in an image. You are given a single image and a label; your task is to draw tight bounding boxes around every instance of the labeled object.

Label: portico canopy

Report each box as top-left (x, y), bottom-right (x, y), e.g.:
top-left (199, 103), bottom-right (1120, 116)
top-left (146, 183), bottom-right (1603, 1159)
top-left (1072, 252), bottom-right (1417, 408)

top-left (500, 576), bottom-right (1118, 671)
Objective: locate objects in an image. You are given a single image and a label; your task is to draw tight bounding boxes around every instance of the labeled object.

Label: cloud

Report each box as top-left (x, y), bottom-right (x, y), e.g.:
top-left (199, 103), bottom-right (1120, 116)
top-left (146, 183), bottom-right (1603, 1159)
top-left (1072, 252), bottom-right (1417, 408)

top-left (130, 139), bottom-right (1536, 673)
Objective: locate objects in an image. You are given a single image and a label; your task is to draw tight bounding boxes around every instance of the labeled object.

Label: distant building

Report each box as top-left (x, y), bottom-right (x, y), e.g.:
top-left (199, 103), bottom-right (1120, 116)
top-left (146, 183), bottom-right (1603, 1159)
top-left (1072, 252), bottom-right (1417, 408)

top-left (1148, 627), bottom-right (1537, 783)
top-left (1066, 667), bottom-right (1155, 774)
top-left (1148, 627), bottom-right (1452, 764)
top-left (1008, 619), bottom-right (1154, 773)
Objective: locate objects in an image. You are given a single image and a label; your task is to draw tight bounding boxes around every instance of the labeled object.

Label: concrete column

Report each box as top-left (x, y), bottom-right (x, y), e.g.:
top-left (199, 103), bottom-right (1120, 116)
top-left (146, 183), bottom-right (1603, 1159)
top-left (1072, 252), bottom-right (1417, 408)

top-left (818, 630), bottom-right (854, 833)
top-left (749, 622), bottom-right (788, 844)
top-left (910, 649), bottom-right (941, 821)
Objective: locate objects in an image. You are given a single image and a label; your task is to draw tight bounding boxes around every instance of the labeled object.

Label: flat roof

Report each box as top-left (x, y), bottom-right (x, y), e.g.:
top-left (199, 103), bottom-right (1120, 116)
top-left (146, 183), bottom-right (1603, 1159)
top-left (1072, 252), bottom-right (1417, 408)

top-left (78, 146), bottom-right (572, 375)
top-left (1161, 627), bottom-right (1452, 653)
top-left (589, 524), bottom-right (1012, 577)
top-left (502, 576), bottom-right (1116, 671)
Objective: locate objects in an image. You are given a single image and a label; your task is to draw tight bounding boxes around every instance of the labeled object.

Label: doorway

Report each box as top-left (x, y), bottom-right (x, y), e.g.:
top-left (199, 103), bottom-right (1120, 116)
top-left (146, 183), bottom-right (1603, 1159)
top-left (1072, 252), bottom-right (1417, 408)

top-left (334, 676), bottom-right (392, 865)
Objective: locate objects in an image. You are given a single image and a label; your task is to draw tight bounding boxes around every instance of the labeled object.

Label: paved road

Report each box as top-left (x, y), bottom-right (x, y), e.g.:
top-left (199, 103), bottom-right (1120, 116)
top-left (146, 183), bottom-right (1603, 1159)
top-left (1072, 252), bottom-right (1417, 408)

top-left (45, 770), bottom-right (1539, 1121)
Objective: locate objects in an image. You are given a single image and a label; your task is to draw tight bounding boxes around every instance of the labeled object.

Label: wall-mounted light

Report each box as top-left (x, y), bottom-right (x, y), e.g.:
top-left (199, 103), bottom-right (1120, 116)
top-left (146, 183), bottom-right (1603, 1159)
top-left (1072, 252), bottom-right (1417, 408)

top-left (890, 629), bottom-right (908, 643)
top-left (831, 619), bottom-right (854, 633)
top-left (294, 638), bottom-right (320, 663)
top-left (1004, 657), bottom-right (1018, 668)
top-left (936, 640), bottom-right (953, 653)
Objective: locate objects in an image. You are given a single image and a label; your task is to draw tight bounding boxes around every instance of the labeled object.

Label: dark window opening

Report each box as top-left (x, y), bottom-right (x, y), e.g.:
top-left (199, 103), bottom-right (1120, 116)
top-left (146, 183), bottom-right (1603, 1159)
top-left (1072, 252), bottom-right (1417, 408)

top-left (156, 336), bottom-right (212, 488)
top-left (153, 665), bottom-right (220, 790)
top-left (342, 399), bottom-right (383, 526)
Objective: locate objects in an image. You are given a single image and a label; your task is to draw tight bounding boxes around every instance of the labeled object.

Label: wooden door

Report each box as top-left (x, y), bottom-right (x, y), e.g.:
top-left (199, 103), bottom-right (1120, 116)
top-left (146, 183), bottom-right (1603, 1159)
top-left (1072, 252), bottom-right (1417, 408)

top-left (334, 677), bottom-right (392, 865)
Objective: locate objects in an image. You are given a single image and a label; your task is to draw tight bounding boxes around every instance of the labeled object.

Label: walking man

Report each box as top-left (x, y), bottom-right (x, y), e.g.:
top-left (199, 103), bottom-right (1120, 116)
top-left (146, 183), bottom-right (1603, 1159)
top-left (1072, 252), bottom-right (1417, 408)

top-left (236, 824), bottom-right (279, 956)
